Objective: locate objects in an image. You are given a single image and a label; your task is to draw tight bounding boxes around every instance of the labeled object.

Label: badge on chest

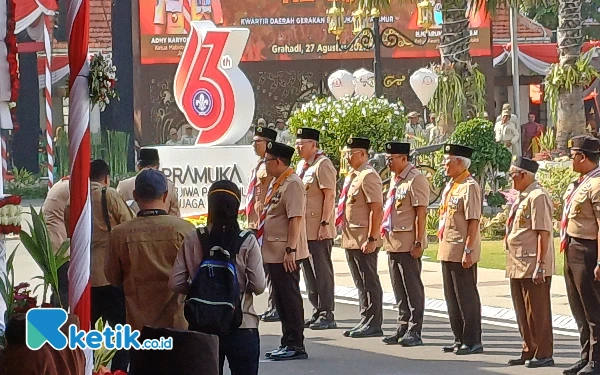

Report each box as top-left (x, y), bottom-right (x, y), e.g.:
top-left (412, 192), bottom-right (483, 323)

top-left (395, 188), bottom-right (408, 209)
top-left (271, 192), bottom-right (282, 205)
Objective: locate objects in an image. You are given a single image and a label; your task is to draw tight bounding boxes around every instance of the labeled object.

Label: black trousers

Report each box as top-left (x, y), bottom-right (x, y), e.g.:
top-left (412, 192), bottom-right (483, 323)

top-left (268, 263), bottom-right (305, 348)
top-left (251, 229), bottom-right (275, 312)
top-left (92, 285), bottom-right (128, 371)
top-left (565, 237), bottom-right (600, 362)
top-left (301, 239), bottom-right (335, 315)
top-left (51, 261), bottom-right (69, 308)
top-left (345, 249), bottom-right (383, 328)
top-left (219, 328), bottom-right (260, 375)
top-left (388, 252), bottom-right (425, 334)
top-left (441, 261), bottom-right (482, 346)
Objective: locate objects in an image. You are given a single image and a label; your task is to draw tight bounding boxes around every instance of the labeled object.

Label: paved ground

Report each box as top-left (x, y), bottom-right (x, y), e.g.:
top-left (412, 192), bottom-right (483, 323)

top-left (240, 295), bottom-right (580, 375)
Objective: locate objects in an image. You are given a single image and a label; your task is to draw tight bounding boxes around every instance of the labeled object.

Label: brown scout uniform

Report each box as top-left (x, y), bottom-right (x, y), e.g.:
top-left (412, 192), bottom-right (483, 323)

top-left (300, 152), bottom-right (337, 318)
top-left (438, 167), bottom-right (482, 347)
top-left (105, 215), bottom-right (195, 332)
top-left (341, 160), bottom-right (384, 329)
top-left (383, 163), bottom-right (429, 336)
top-left (247, 161), bottom-right (273, 229)
top-left (116, 172), bottom-right (180, 217)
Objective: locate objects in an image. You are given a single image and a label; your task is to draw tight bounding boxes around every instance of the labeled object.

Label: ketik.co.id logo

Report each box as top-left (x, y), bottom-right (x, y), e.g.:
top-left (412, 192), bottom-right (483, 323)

top-left (174, 21), bottom-right (255, 146)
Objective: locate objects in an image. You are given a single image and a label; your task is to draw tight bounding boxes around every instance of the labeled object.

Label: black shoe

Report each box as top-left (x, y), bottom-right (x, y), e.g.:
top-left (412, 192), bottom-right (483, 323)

top-left (265, 346), bottom-right (285, 359)
top-left (525, 358), bottom-right (554, 368)
top-left (578, 361), bottom-right (600, 375)
top-left (310, 315), bottom-right (337, 330)
top-left (564, 360), bottom-right (589, 375)
top-left (261, 309), bottom-right (280, 322)
top-left (455, 343), bottom-right (484, 355)
top-left (349, 325), bottom-right (384, 338)
top-left (442, 342), bottom-right (461, 353)
top-left (399, 332), bottom-right (423, 347)
top-left (507, 358), bottom-right (527, 366)
top-left (269, 346), bottom-right (308, 361)
top-left (343, 321), bottom-right (365, 337)
top-left (382, 331), bottom-right (405, 345)
top-left (304, 313), bottom-right (319, 328)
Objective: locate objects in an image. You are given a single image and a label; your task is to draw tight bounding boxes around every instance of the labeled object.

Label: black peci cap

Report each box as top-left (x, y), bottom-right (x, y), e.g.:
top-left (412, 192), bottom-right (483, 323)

top-left (296, 127), bottom-right (320, 142)
top-left (266, 141), bottom-right (295, 160)
top-left (139, 148), bottom-right (160, 163)
top-left (568, 135), bottom-right (600, 153)
top-left (385, 142), bottom-right (410, 155)
top-left (511, 156), bottom-right (539, 174)
top-left (346, 137), bottom-right (371, 151)
top-left (255, 126), bottom-right (277, 141)
top-left (443, 144), bottom-right (474, 159)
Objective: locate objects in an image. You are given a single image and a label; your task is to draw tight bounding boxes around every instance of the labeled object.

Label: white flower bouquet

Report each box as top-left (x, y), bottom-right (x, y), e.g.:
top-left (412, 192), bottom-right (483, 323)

top-left (89, 53), bottom-right (119, 112)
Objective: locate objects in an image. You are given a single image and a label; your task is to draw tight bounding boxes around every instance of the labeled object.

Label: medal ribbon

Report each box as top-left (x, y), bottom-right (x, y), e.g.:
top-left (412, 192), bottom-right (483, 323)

top-left (438, 169), bottom-right (470, 241)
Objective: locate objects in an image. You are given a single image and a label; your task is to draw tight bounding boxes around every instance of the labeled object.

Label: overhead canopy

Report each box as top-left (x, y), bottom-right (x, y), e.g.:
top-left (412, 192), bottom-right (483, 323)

top-left (15, 0), bottom-right (57, 34)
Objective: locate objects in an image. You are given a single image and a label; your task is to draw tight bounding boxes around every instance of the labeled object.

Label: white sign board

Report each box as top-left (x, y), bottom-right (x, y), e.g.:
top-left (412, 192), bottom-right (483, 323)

top-left (152, 145), bottom-right (258, 217)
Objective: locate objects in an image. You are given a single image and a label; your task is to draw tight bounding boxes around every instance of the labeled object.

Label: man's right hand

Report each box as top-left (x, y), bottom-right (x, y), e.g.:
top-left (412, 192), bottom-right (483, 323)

top-left (283, 252), bottom-right (297, 273)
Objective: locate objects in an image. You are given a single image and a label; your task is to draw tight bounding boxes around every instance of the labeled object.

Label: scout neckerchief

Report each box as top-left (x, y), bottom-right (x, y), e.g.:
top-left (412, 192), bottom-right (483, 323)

top-left (335, 170), bottom-right (357, 229)
top-left (256, 167), bottom-right (294, 246)
top-left (381, 164), bottom-right (416, 236)
top-left (437, 169), bottom-right (470, 241)
top-left (245, 159), bottom-right (264, 217)
top-left (560, 167), bottom-right (600, 252)
top-left (296, 150), bottom-right (325, 179)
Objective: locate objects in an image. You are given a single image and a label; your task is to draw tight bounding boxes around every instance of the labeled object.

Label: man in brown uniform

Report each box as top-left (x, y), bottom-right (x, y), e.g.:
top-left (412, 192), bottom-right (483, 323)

top-left (295, 127), bottom-right (337, 330)
top-left (562, 136), bottom-right (600, 375)
top-left (505, 156), bottom-right (555, 368)
top-left (260, 141), bottom-right (309, 361)
top-left (116, 148), bottom-right (180, 217)
top-left (88, 160), bottom-right (134, 371)
top-left (42, 176), bottom-right (70, 307)
top-left (438, 144), bottom-right (483, 355)
top-left (105, 169), bottom-right (195, 332)
top-left (246, 125), bottom-right (279, 323)
top-left (337, 137), bottom-right (384, 339)
top-left (381, 142), bottom-right (429, 347)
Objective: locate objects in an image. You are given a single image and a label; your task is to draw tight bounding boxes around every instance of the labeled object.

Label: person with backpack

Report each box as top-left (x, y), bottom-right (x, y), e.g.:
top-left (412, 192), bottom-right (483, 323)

top-left (169, 180), bottom-right (266, 375)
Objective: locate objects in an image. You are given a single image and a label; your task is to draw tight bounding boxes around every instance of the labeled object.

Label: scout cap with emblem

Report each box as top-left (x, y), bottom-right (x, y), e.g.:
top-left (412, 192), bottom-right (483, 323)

top-left (385, 142), bottom-right (410, 155)
top-left (511, 156), bottom-right (539, 174)
top-left (254, 126), bottom-right (277, 141)
top-left (135, 169), bottom-right (168, 200)
top-left (346, 137), bottom-right (371, 151)
top-left (296, 127), bottom-right (320, 141)
top-left (568, 135), bottom-right (600, 153)
top-left (266, 141), bottom-right (295, 160)
top-left (444, 143), bottom-right (474, 159)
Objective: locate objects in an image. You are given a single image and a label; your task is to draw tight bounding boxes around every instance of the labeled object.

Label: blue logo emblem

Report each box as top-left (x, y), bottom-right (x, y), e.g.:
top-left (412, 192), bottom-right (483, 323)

top-left (26, 308), bottom-right (69, 350)
top-left (192, 89), bottom-right (213, 116)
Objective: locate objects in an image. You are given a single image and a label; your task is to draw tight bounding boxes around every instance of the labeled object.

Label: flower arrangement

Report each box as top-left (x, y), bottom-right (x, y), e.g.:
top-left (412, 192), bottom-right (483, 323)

top-left (89, 53), bottom-right (119, 112)
top-left (12, 282), bottom-right (52, 314)
top-left (6, 0), bottom-right (19, 131)
top-left (0, 195), bottom-right (22, 235)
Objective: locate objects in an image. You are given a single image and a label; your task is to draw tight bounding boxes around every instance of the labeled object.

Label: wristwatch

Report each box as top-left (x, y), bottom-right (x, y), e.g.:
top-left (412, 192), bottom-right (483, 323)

top-left (464, 248), bottom-right (472, 255)
top-left (368, 236), bottom-right (376, 243)
top-left (320, 221), bottom-right (329, 227)
top-left (285, 247), bottom-right (297, 254)
top-left (414, 241), bottom-right (422, 248)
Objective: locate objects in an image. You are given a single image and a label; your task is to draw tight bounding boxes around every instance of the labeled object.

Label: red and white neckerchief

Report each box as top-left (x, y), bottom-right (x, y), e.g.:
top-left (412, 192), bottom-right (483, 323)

top-left (245, 160), bottom-right (263, 217)
top-left (381, 164), bottom-right (416, 236)
top-left (335, 172), bottom-right (356, 229)
top-left (560, 167), bottom-right (600, 252)
top-left (256, 167), bottom-right (294, 246)
top-left (296, 150), bottom-right (325, 179)
top-left (437, 169), bottom-right (471, 241)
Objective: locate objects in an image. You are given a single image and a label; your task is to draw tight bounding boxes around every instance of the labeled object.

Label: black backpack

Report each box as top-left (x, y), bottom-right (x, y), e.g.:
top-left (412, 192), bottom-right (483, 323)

top-left (184, 226), bottom-right (253, 336)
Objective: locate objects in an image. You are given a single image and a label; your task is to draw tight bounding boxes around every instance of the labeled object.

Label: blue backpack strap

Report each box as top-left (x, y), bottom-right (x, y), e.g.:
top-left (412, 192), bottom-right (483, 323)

top-left (196, 226), bottom-right (212, 259)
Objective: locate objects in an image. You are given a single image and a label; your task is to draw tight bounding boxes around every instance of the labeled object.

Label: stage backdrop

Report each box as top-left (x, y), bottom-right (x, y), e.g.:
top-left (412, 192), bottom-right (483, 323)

top-left (138, 0), bottom-right (492, 64)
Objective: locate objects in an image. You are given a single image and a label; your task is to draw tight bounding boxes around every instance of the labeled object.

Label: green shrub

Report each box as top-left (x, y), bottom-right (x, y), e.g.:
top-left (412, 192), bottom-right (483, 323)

top-left (537, 165), bottom-right (577, 221)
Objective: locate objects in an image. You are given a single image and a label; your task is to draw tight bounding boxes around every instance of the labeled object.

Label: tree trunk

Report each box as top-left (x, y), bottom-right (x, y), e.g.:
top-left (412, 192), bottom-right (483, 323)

top-left (556, 0), bottom-right (585, 149)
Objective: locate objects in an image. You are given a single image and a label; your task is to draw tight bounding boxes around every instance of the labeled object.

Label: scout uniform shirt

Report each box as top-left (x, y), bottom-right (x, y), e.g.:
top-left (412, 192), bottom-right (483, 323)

top-left (262, 173), bottom-right (310, 263)
top-left (300, 153), bottom-right (337, 240)
top-left (117, 172), bottom-right (180, 217)
top-left (565, 173), bottom-right (600, 240)
top-left (105, 215), bottom-right (195, 332)
top-left (341, 161), bottom-right (384, 249)
top-left (383, 164), bottom-right (430, 252)
top-left (506, 181), bottom-right (555, 278)
top-left (437, 173), bottom-right (482, 263)
top-left (42, 178), bottom-right (70, 254)
top-left (90, 182), bottom-right (134, 287)
top-left (247, 161), bottom-right (274, 229)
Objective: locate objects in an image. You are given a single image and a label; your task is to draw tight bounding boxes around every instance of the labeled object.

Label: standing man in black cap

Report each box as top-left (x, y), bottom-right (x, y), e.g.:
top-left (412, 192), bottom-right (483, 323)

top-left (380, 142), bottom-right (429, 346)
top-left (259, 141), bottom-right (309, 361)
top-left (246, 125), bottom-right (280, 323)
top-left (295, 127), bottom-right (337, 330)
top-left (117, 147), bottom-right (180, 217)
top-left (561, 135), bottom-right (600, 375)
top-left (505, 156), bottom-right (555, 368)
top-left (438, 143), bottom-right (483, 355)
top-left (337, 137), bottom-right (384, 338)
